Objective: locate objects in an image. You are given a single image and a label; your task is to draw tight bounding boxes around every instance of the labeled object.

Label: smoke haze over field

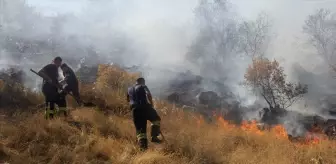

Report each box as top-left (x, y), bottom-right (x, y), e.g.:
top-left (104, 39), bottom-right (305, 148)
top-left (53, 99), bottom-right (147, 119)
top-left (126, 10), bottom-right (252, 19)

top-left (1, 0), bottom-right (336, 117)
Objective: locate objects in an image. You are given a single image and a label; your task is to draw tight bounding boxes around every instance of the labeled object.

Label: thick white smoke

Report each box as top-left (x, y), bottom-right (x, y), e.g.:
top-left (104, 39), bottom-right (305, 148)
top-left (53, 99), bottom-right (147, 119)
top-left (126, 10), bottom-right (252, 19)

top-left (1, 0), bottom-right (336, 123)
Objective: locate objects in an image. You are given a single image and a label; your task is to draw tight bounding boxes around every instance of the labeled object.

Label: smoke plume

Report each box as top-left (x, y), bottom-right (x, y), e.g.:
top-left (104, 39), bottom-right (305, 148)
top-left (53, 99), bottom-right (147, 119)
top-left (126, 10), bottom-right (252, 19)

top-left (2, 0), bottom-right (336, 133)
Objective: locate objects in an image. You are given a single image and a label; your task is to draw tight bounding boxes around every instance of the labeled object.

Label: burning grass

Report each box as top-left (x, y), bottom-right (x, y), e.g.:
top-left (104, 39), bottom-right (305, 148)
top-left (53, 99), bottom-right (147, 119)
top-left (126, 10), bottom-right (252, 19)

top-left (0, 64), bottom-right (336, 164)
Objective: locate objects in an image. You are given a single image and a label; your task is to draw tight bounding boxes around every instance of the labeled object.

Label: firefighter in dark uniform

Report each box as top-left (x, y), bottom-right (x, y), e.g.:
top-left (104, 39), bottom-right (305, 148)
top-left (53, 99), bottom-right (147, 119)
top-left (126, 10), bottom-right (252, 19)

top-left (127, 77), bottom-right (162, 151)
top-left (57, 63), bottom-right (81, 116)
top-left (37, 56), bottom-right (62, 119)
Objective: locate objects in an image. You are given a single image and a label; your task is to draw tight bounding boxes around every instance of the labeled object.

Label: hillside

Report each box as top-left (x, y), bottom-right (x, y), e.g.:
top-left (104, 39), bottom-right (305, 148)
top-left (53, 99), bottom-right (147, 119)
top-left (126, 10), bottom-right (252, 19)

top-left (0, 65), bottom-right (336, 164)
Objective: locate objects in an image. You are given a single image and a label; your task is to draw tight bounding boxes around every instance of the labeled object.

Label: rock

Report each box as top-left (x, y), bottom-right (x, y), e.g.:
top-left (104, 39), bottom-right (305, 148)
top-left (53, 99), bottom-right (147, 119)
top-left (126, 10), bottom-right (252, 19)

top-left (196, 91), bottom-right (221, 108)
top-left (167, 92), bottom-right (196, 106)
top-left (167, 92), bottom-right (181, 104)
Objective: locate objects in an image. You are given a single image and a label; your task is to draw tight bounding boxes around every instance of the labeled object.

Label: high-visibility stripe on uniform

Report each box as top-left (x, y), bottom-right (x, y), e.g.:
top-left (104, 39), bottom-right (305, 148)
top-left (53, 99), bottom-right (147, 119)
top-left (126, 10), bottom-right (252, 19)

top-left (136, 133), bottom-right (147, 140)
top-left (151, 121), bottom-right (160, 126)
top-left (45, 109), bottom-right (55, 119)
top-left (45, 109), bottom-right (55, 115)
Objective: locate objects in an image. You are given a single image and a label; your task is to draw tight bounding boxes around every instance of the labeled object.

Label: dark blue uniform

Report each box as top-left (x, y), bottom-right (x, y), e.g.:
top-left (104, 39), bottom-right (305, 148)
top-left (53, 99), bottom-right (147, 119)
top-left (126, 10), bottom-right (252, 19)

top-left (127, 84), bottom-right (161, 150)
top-left (63, 68), bottom-right (79, 93)
top-left (128, 84), bottom-right (151, 106)
top-left (58, 66), bottom-right (80, 106)
top-left (40, 64), bottom-right (59, 118)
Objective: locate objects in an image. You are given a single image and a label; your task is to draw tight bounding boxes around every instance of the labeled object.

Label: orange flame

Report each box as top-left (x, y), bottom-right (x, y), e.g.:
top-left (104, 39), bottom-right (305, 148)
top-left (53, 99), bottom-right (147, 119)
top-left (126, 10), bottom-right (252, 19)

top-left (302, 132), bottom-right (328, 146)
top-left (241, 120), bottom-right (264, 135)
top-left (217, 116), bottom-right (235, 129)
top-left (211, 115), bottom-right (332, 146)
top-left (193, 112), bottom-right (336, 146)
top-left (271, 125), bottom-right (288, 139)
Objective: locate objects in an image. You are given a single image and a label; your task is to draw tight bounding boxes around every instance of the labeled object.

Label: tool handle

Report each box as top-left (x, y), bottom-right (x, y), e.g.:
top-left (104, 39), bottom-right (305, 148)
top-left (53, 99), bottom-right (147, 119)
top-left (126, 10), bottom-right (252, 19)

top-left (30, 69), bottom-right (40, 77)
top-left (30, 68), bottom-right (82, 105)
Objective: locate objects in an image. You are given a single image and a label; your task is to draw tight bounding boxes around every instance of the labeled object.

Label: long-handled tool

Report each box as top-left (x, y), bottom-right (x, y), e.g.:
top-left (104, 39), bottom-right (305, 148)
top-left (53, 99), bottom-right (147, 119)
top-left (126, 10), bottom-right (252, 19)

top-left (30, 68), bottom-right (83, 106)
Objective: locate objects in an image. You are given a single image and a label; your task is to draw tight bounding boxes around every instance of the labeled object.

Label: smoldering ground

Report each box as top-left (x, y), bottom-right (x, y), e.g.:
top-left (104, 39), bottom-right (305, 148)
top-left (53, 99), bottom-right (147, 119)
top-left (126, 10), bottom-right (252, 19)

top-left (1, 0), bottom-right (336, 136)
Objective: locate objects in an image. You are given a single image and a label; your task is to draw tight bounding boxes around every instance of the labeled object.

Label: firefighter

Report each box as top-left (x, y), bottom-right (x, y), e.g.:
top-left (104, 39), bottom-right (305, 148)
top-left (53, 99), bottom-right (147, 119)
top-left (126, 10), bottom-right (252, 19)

top-left (37, 56), bottom-right (62, 119)
top-left (127, 77), bottom-right (162, 151)
top-left (57, 63), bottom-right (81, 116)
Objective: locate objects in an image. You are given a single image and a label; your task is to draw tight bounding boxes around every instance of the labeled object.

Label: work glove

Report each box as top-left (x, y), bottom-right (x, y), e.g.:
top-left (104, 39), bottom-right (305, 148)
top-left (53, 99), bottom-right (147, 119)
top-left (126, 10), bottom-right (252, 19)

top-left (60, 83), bottom-right (68, 90)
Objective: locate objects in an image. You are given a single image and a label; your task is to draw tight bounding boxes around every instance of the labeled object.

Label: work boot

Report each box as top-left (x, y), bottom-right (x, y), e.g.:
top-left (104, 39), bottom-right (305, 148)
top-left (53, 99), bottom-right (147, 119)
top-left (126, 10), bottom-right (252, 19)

top-left (45, 110), bottom-right (54, 120)
top-left (45, 113), bottom-right (54, 119)
top-left (138, 138), bottom-right (148, 151)
top-left (151, 136), bottom-right (163, 143)
top-left (151, 125), bottom-right (163, 143)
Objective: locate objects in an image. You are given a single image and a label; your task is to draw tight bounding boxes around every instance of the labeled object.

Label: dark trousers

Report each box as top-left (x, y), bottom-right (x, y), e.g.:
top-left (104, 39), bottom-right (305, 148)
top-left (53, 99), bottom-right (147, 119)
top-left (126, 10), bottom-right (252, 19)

top-left (56, 94), bottom-right (67, 108)
top-left (56, 93), bottom-right (68, 117)
top-left (42, 84), bottom-right (59, 118)
top-left (131, 104), bottom-right (161, 140)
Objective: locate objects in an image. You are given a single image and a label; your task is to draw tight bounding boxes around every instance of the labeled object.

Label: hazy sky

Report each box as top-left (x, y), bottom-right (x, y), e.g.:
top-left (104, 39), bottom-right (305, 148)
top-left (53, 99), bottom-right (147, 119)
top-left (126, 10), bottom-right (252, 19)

top-left (25, 0), bottom-right (336, 72)
top-left (26, 0), bottom-right (336, 39)
top-left (26, 0), bottom-right (336, 19)
top-left (20, 0), bottom-right (336, 110)
top-left (26, 0), bottom-right (86, 16)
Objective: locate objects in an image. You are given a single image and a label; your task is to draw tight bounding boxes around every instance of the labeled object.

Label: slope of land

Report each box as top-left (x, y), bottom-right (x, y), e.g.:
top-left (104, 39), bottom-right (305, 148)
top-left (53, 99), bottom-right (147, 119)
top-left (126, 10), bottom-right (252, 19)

top-left (0, 64), bottom-right (335, 164)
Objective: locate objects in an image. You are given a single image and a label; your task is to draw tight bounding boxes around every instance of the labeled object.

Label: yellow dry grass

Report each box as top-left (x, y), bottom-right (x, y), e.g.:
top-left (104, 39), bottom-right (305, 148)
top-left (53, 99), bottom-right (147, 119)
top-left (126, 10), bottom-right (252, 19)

top-left (0, 64), bottom-right (336, 164)
top-left (69, 64), bottom-right (141, 114)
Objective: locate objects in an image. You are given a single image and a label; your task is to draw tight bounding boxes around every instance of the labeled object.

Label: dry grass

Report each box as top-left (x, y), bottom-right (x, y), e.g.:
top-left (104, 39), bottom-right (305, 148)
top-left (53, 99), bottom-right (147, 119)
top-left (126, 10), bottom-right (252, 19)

top-left (0, 64), bottom-right (336, 164)
top-left (69, 64), bottom-right (140, 114)
top-left (0, 79), bottom-right (43, 111)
